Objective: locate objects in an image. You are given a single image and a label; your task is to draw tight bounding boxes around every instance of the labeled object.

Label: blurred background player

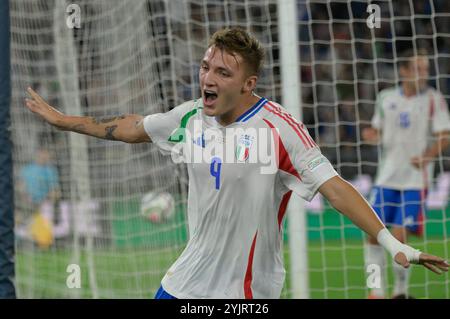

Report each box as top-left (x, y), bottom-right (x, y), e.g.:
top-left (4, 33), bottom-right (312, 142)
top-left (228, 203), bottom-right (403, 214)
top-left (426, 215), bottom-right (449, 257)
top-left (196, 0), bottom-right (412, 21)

top-left (363, 48), bottom-right (450, 298)
top-left (16, 136), bottom-right (61, 249)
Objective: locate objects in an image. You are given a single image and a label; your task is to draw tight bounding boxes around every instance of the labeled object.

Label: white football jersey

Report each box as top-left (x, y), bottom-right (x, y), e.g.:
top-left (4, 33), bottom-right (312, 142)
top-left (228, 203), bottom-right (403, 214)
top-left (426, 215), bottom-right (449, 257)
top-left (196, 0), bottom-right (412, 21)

top-left (371, 87), bottom-right (450, 190)
top-left (143, 97), bottom-right (337, 298)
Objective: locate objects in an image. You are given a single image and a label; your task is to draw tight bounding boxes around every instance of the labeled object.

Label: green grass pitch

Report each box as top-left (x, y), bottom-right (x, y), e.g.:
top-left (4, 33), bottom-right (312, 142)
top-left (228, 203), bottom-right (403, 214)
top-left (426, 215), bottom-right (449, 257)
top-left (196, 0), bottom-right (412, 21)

top-left (15, 237), bottom-right (449, 299)
top-left (15, 201), bottom-right (450, 298)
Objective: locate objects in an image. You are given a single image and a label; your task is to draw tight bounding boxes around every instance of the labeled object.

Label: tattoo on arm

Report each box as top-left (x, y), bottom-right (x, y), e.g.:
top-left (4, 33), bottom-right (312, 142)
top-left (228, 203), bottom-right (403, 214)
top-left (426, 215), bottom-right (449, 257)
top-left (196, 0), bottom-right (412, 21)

top-left (135, 119), bottom-right (144, 128)
top-left (71, 124), bottom-right (86, 134)
top-left (105, 125), bottom-right (118, 140)
top-left (91, 115), bottom-right (126, 125)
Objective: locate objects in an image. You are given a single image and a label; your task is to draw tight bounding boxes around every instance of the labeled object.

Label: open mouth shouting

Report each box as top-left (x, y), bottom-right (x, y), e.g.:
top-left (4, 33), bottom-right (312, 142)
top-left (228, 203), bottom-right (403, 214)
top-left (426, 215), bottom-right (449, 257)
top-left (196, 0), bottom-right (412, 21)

top-left (203, 89), bottom-right (218, 107)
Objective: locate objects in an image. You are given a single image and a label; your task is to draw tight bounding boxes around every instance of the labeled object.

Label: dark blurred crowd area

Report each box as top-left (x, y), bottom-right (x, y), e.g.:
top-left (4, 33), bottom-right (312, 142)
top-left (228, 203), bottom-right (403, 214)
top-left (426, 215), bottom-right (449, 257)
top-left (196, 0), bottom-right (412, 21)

top-left (296, 1), bottom-right (450, 179)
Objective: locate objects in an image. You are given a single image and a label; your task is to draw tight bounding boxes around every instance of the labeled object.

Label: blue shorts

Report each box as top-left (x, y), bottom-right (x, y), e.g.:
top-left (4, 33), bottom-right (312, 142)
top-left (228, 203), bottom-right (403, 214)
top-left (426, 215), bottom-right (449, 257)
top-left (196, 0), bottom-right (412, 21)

top-left (369, 186), bottom-right (425, 235)
top-left (154, 285), bottom-right (177, 299)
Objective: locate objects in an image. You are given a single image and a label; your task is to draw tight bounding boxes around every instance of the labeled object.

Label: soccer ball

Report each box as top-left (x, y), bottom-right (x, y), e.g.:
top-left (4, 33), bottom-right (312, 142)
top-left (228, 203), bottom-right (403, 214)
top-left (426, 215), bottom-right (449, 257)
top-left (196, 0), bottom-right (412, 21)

top-left (140, 191), bottom-right (175, 223)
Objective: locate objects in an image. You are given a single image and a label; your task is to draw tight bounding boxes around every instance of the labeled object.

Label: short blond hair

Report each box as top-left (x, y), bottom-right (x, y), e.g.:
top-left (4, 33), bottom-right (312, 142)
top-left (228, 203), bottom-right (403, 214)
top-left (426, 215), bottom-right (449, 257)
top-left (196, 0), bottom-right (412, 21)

top-left (208, 28), bottom-right (265, 76)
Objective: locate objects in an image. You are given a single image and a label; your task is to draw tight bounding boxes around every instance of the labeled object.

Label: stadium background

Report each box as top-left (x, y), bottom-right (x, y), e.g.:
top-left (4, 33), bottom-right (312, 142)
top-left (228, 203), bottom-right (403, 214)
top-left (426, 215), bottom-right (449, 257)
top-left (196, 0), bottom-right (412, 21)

top-left (7, 0), bottom-right (450, 298)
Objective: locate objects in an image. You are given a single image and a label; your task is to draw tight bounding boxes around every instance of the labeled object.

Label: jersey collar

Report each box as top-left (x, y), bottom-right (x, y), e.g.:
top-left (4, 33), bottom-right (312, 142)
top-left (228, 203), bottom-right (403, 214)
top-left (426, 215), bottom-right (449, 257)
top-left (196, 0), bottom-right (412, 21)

top-left (235, 97), bottom-right (268, 123)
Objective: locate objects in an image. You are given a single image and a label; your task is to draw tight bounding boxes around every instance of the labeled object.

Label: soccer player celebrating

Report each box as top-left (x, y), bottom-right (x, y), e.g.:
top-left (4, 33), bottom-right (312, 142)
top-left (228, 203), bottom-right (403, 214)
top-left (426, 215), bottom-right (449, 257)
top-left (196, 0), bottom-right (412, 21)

top-left (25, 28), bottom-right (448, 299)
top-left (362, 48), bottom-right (450, 299)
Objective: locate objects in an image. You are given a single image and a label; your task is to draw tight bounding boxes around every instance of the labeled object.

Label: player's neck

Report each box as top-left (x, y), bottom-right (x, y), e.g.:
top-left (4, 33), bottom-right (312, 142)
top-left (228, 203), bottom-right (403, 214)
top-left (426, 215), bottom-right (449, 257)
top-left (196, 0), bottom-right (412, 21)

top-left (216, 93), bottom-right (261, 126)
top-left (401, 83), bottom-right (425, 98)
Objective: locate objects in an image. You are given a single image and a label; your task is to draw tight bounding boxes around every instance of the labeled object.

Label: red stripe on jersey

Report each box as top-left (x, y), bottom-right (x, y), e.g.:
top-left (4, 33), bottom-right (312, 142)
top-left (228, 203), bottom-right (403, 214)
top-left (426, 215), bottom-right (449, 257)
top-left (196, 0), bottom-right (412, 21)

top-left (244, 231), bottom-right (258, 299)
top-left (278, 191), bottom-right (292, 231)
top-left (263, 119), bottom-right (301, 180)
top-left (266, 101), bottom-right (316, 148)
top-left (299, 122), bottom-right (316, 147)
top-left (428, 93), bottom-right (435, 119)
top-left (264, 105), bottom-right (309, 148)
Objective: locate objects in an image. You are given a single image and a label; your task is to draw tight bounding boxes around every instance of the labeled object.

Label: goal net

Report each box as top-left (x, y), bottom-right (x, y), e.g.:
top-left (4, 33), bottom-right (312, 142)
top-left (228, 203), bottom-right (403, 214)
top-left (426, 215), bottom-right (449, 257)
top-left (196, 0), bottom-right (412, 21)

top-left (10, 0), bottom-right (450, 298)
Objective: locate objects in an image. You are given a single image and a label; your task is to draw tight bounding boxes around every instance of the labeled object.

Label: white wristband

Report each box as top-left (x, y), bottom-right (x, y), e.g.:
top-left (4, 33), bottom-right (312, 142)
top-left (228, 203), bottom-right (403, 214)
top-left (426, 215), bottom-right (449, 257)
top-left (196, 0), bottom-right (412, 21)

top-left (376, 228), bottom-right (421, 264)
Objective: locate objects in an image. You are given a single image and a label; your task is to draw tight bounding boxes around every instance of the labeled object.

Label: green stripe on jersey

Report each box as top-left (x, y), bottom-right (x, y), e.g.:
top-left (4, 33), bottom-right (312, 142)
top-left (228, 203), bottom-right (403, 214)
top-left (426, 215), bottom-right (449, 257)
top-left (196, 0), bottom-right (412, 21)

top-left (168, 102), bottom-right (201, 143)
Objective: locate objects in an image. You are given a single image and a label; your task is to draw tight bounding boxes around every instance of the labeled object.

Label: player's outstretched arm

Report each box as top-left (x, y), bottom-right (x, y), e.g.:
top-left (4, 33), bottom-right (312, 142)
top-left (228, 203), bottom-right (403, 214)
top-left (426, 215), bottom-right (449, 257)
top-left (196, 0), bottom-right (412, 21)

top-left (25, 87), bottom-right (151, 143)
top-left (319, 175), bottom-right (449, 274)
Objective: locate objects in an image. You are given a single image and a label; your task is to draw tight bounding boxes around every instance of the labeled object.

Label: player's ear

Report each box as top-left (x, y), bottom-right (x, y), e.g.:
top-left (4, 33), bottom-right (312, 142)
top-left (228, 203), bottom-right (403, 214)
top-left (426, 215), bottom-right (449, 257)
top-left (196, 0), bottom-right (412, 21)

top-left (242, 75), bottom-right (258, 94)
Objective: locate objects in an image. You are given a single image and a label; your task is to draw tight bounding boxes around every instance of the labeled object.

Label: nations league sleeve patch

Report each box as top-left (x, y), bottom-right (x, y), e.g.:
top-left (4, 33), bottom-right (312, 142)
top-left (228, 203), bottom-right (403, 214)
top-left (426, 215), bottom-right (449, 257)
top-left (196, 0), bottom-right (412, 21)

top-left (307, 156), bottom-right (328, 171)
